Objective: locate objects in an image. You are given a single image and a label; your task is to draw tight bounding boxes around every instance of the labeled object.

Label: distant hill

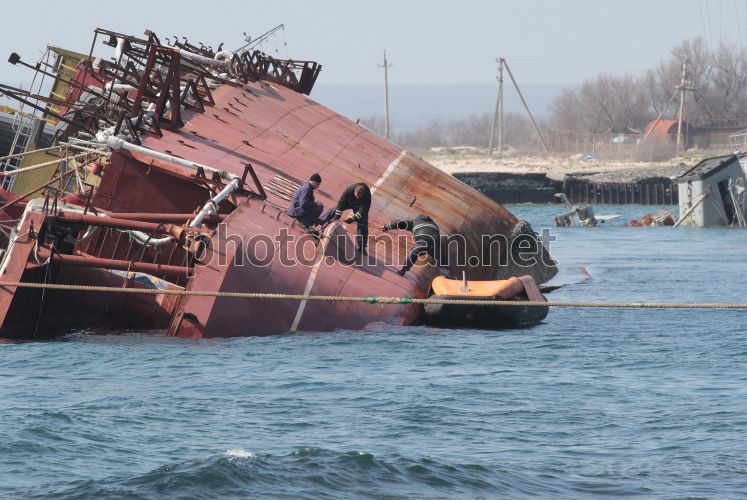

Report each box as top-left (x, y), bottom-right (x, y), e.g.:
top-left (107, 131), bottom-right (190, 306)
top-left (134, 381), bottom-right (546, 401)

top-left (311, 83), bottom-right (574, 132)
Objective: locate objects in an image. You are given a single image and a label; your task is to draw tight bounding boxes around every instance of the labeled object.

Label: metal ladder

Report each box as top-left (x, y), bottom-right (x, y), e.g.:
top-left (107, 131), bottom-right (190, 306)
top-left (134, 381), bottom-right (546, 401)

top-left (0, 112), bottom-right (38, 191)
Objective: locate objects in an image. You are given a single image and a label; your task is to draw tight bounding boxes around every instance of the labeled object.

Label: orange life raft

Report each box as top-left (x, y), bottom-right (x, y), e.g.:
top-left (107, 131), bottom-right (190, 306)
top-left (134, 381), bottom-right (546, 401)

top-left (425, 275), bottom-right (549, 328)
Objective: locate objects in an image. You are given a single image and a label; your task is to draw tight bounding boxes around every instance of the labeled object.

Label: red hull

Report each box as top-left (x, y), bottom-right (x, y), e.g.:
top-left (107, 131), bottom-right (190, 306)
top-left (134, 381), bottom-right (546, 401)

top-left (0, 29), bottom-right (556, 338)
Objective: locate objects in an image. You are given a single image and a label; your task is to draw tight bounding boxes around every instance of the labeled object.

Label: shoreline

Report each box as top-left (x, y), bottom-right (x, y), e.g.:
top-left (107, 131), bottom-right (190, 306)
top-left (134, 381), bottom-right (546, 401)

top-left (422, 151), bottom-right (707, 204)
top-left (424, 151), bottom-right (706, 183)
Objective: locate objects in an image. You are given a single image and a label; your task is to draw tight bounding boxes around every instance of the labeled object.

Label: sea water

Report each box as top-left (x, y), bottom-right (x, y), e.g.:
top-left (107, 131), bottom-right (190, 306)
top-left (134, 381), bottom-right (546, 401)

top-left (2, 204), bottom-right (747, 498)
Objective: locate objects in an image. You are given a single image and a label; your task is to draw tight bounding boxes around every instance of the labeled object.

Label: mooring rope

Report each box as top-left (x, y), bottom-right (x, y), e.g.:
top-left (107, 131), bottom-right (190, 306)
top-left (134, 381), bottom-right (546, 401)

top-left (0, 281), bottom-right (744, 309)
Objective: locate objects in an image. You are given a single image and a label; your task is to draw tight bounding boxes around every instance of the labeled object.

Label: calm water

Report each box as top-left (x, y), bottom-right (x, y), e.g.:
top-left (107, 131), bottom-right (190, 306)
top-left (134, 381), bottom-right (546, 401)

top-left (2, 204), bottom-right (747, 498)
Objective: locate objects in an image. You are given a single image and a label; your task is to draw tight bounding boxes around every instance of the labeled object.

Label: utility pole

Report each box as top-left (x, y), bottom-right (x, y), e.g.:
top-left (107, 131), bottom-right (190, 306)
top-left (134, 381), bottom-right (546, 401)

top-left (676, 60), bottom-right (693, 150)
top-left (488, 59), bottom-right (504, 156)
top-left (379, 51), bottom-right (392, 139)
top-left (502, 58), bottom-right (550, 154)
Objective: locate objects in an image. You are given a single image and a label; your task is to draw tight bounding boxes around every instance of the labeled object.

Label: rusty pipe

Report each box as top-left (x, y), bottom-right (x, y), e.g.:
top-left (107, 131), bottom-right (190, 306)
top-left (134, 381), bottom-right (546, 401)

top-left (37, 249), bottom-right (191, 278)
top-left (54, 212), bottom-right (208, 235)
top-left (100, 212), bottom-right (227, 224)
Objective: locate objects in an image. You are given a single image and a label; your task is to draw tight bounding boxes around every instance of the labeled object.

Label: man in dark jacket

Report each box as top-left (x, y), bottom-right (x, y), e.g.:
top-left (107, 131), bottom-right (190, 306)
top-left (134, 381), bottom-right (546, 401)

top-left (382, 214), bottom-right (450, 277)
top-left (320, 183), bottom-right (371, 254)
top-left (287, 173), bottom-right (323, 232)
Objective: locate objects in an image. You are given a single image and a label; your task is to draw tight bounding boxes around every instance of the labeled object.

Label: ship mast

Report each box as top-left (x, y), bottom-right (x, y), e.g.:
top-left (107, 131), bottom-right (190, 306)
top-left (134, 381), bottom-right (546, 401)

top-left (237, 24), bottom-right (285, 52)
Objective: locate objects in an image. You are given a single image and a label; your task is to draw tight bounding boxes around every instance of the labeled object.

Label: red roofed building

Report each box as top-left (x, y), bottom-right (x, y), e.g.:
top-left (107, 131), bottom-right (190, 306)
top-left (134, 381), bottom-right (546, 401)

top-left (643, 119), bottom-right (694, 148)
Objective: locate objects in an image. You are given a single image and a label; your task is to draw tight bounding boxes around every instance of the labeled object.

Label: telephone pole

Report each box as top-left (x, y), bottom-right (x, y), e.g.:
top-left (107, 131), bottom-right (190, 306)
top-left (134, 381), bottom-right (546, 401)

top-left (676, 60), bottom-right (693, 150)
top-left (379, 51), bottom-right (392, 139)
top-left (488, 59), bottom-right (504, 156)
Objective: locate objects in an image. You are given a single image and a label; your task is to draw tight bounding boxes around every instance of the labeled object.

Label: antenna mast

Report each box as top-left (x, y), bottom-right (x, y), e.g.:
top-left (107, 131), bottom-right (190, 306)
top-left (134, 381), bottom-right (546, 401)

top-left (237, 24), bottom-right (285, 51)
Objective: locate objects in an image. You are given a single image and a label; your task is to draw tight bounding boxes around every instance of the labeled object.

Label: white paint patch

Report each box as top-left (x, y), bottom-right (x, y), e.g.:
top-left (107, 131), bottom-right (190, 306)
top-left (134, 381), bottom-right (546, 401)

top-left (289, 221), bottom-right (339, 332)
top-left (371, 149), bottom-right (406, 195)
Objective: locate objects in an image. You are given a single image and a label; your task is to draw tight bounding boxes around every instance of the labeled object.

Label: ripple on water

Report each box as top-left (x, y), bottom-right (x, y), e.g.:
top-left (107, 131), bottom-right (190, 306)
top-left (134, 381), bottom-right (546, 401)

top-left (2, 204), bottom-right (747, 497)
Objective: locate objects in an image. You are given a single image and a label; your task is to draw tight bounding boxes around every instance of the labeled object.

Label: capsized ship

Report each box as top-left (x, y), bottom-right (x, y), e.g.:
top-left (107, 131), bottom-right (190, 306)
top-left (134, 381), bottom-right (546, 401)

top-left (0, 28), bottom-right (556, 338)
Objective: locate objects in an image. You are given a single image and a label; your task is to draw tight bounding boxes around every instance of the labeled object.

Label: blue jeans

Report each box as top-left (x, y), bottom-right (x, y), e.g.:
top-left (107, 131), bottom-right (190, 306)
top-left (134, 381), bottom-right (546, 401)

top-left (293, 203), bottom-right (323, 228)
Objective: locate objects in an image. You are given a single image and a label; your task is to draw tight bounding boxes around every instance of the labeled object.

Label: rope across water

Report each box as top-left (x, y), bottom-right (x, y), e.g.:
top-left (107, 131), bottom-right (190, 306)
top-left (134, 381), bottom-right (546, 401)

top-left (0, 281), bottom-right (744, 309)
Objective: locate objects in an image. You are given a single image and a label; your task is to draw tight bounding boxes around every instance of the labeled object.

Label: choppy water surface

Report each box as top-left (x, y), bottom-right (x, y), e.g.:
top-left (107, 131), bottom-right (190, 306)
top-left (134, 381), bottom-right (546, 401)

top-left (2, 204), bottom-right (747, 498)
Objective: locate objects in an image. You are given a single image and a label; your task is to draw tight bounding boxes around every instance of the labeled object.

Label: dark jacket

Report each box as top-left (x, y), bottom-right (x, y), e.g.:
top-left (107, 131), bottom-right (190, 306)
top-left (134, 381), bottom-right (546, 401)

top-left (287, 182), bottom-right (317, 218)
top-left (384, 214), bottom-right (440, 245)
top-left (333, 183), bottom-right (371, 222)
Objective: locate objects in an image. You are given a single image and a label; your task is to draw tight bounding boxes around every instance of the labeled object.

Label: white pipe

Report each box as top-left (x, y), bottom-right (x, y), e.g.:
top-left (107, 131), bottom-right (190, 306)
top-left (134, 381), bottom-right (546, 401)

top-left (214, 50), bottom-right (234, 63)
top-left (72, 225), bottom-right (98, 243)
top-left (95, 135), bottom-right (241, 230)
top-left (177, 48), bottom-right (229, 69)
top-left (99, 134), bottom-right (238, 181)
top-left (126, 230), bottom-right (173, 247)
top-left (104, 82), bottom-right (137, 92)
top-left (59, 199), bottom-right (173, 247)
top-left (189, 178), bottom-right (239, 227)
top-left (115, 37), bottom-right (125, 60)
top-left (61, 142), bottom-right (112, 156)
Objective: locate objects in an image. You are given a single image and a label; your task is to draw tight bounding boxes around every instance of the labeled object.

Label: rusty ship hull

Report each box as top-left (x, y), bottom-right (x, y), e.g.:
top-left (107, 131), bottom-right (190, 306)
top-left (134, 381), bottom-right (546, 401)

top-left (0, 29), bottom-right (555, 338)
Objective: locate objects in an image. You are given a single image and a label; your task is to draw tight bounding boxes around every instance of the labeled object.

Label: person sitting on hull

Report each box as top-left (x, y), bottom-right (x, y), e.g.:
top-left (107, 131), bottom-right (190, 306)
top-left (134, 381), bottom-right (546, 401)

top-left (287, 173), bottom-right (324, 235)
top-left (381, 214), bottom-right (451, 277)
top-left (319, 182), bottom-right (371, 255)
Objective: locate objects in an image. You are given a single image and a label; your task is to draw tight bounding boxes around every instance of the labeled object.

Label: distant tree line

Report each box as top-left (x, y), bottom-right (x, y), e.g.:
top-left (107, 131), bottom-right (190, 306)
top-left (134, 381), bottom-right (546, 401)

top-left (362, 37), bottom-right (747, 153)
top-left (360, 112), bottom-right (542, 151)
top-left (552, 37), bottom-right (747, 133)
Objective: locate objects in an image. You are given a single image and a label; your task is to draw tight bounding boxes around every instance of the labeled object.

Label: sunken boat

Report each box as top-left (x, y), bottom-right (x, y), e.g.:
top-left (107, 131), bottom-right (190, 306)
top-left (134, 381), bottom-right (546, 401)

top-left (0, 28), bottom-right (556, 338)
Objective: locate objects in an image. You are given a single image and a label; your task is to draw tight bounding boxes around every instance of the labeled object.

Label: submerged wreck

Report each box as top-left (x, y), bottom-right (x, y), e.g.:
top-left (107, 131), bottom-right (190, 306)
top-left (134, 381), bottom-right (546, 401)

top-left (0, 28), bottom-right (556, 338)
top-left (674, 154), bottom-right (747, 227)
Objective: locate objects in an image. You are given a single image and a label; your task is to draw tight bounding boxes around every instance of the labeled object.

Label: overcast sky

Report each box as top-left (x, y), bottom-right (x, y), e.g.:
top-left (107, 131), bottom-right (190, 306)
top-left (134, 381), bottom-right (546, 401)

top-left (0, 0), bottom-right (744, 87)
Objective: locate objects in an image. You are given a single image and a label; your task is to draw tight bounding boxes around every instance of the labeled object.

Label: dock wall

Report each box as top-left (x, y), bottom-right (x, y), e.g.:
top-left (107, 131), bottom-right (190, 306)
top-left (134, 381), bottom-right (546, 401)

top-left (453, 172), bottom-right (678, 205)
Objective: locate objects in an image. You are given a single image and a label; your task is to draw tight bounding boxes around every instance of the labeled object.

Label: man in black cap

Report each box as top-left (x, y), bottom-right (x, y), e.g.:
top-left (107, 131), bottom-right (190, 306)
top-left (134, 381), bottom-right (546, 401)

top-left (287, 173), bottom-right (324, 233)
top-left (320, 183), bottom-right (371, 254)
top-left (382, 214), bottom-right (450, 277)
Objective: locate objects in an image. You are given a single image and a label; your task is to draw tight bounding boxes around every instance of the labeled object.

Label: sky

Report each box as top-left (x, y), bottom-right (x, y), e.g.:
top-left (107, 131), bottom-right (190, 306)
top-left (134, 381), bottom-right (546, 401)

top-left (0, 0), bottom-right (745, 88)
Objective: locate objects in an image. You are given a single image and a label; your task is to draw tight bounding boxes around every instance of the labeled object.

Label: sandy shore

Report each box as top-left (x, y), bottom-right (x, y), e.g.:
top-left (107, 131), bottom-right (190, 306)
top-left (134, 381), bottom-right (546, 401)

top-left (423, 150), bottom-right (710, 183)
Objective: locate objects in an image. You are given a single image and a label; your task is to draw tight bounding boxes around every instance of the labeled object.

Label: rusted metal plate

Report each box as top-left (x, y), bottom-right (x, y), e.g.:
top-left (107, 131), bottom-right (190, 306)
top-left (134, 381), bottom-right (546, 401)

top-left (83, 81), bottom-right (556, 337)
top-left (0, 31), bottom-right (555, 337)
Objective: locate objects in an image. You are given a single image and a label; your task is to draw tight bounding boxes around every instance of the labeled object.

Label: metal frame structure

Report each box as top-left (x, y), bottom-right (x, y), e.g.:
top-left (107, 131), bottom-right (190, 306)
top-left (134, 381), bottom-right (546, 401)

top-left (0, 28), bottom-right (322, 146)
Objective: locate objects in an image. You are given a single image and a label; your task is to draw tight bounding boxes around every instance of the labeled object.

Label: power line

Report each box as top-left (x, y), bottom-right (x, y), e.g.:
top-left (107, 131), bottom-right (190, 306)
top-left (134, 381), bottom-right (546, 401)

top-left (706, 0), bottom-right (715, 49)
top-left (510, 58), bottom-right (661, 64)
top-left (735, 0), bottom-right (744, 48)
top-left (699, 0), bottom-right (712, 51)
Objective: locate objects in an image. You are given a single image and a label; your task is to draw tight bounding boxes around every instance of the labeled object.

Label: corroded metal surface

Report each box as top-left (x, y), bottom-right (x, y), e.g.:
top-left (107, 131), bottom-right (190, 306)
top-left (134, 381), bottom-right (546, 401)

top-left (0, 28), bottom-right (556, 338)
top-left (109, 81), bottom-right (556, 336)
